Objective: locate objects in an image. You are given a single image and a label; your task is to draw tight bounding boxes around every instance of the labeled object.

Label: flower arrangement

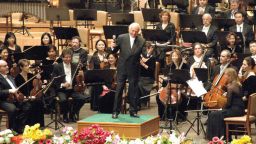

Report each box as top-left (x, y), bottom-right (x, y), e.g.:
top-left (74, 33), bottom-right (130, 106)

top-left (22, 123), bottom-right (53, 143)
top-left (52, 126), bottom-right (77, 144)
top-left (73, 124), bottom-right (111, 144)
top-left (231, 135), bottom-right (252, 144)
top-left (0, 129), bottom-right (15, 143)
top-left (208, 136), bottom-right (225, 144)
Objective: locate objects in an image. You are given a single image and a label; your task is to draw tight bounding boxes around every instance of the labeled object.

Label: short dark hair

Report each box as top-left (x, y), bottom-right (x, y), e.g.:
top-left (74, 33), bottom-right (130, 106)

top-left (234, 11), bottom-right (244, 17)
top-left (3, 32), bottom-right (17, 46)
top-left (72, 36), bottom-right (81, 42)
top-left (249, 40), bottom-right (256, 46)
top-left (62, 48), bottom-right (73, 57)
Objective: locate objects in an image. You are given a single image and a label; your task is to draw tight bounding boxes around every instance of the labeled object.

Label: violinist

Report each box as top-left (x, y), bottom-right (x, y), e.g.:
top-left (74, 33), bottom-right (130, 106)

top-left (157, 49), bottom-right (188, 121)
top-left (249, 41), bottom-right (256, 63)
top-left (14, 59), bottom-right (45, 127)
top-left (207, 67), bottom-right (245, 141)
top-left (238, 57), bottom-right (256, 107)
top-left (191, 0), bottom-right (215, 16)
top-left (51, 49), bottom-right (86, 123)
top-left (0, 60), bottom-right (30, 133)
top-left (138, 41), bottom-right (156, 108)
top-left (98, 53), bottom-right (118, 113)
top-left (222, 32), bottom-right (243, 54)
top-left (89, 39), bottom-right (109, 111)
top-left (89, 39), bottom-right (108, 70)
top-left (41, 32), bottom-right (53, 46)
top-left (188, 43), bottom-right (208, 79)
top-left (0, 48), bottom-right (12, 68)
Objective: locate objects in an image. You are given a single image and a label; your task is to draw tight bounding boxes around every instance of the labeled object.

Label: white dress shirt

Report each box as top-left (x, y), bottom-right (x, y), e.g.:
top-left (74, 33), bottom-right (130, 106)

top-left (236, 23), bottom-right (244, 32)
top-left (63, 63), bottom-right (72, 89)
top-left (202, 25), bottom-right (210, 36)
top-left (1, 74), bottom-right (16, 89)
top-left (129, 35), bottom-right (135, 49)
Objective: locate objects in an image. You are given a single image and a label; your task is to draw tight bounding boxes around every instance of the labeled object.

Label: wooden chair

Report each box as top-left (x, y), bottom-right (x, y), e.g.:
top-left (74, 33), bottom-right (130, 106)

top-left (0, 109), bottom-right (9, 130)
top-left (224, 93), bottom-right (256, 142)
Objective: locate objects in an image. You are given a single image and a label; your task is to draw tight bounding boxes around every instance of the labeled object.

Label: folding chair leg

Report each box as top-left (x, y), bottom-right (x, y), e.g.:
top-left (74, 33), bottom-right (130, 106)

top-left (226, 123), bottom-right (229, 142)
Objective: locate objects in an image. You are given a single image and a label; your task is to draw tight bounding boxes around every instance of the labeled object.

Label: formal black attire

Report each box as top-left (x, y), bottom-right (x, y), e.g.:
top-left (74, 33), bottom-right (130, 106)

top-left (15, 73), bottom-right (44, 127)
top-left (138, 54), bottom-right (156, 107)
top-left (2, 45), bottom-right (22, 63)
top-left (229, 23), bottom-right (254, 47)
top-left (157, 63), bottom-right (189, 120)
top-left (161, 0), bottom-right (188, 13)
top-left (207, 82), bottom-right (245, 140)
top-left (0, 74), bottom-right (30, 133)
top-left (51, 63), bottom-right (86, 122)
top-left (242, 74), bottom-right (256, 107)
top-left (196, 25), bottom-right (218, 57)
top-left (221, 45), bottom-right (243, 54)
top-left (89, 51), bottom-right (108, 111)
top-left (111, 33), bottom-right (146, 115)
top-left (155, 22), bottom-right (176, 67)
top-left (191, 5), bottom-right (215, 16)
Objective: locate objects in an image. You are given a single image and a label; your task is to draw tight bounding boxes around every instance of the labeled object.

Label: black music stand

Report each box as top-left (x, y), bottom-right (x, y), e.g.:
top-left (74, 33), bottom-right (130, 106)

top-left (103, 25), bottom-right (128, 44)
top-left (23, 46), bottom-right (48, 60)
top-left (73, 9), bottom-right (97, 28)
top-left (194, 68), bottom-right (208, 83)
top-left (181, 31), bottom-right (207, 43)
top-left (45, 74), bottom-right (66, 130)
top-left (142, 8), bottom-right (162, 28)
top-left (160, 69), bottom-right (190, 133)
top-left (111, 13), bottom-right (134, 25)
top-left (53, 27), bottom-right (79, 50)
top-left (46, 8), bottom-right (70, 27)
top-left (212, 18), bottom-right (236, 31)
top-left (180, 14), bottom-right (202, 30)
top-left (84, 69), bottom-right (116, 86)
top-left (161, 0), bottom-right (180, 11)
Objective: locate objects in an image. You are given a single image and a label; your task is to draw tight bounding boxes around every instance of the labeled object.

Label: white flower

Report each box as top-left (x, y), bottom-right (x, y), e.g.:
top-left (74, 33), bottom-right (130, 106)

top-left (0, 137), bottom-right (4, 143)
top-left (21, 138), bottom-right (34, 144)
top-left (4, 137), bottom-right (11, 143)
top-left (5, 129), bottom-right (12, 134)
top-left (105, 135), bottom-right (112, 142)
top-left (7, 134), bottom-right (14, 138)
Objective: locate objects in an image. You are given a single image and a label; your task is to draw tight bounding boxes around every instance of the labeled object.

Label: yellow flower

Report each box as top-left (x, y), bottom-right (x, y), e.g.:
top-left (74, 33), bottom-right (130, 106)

top-left (43, 129), bottom-right (52, 136)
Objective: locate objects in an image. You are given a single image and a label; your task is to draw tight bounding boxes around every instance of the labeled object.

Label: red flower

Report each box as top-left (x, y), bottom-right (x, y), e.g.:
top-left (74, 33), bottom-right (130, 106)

top-left (39, 140), bottom-right (44, 144)
top-left (46, 139), bottom-right (52, 144)
top-left (212, 136), bottom-right (220, 142)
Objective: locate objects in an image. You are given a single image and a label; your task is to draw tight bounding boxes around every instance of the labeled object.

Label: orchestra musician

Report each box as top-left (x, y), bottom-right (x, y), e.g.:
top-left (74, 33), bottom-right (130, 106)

top-left (0, 60), bottom-right (30, 133)
top-left (249, 41), bottom-right (256, 63)
top-left (157, 49), bottom-right (188, 121)
top-left (89, 39), bottom-right (108, 111)
top-left (222, 32), bottom-right (243, 54)
top-left (138, 41), bottom-right (156, 108)
top-left (225, 0), bottom-right (241, 19)
top-left (191, 0), bottom-right (215, 16)
top-left (196, 13), bottom-right (218, 57)
top-left (155, 10), bottom-right (176, 68)
top-left (14, 59), bottom-right (44, 127)
top-left (51, 49), bottom-right (86, 123)
top-left (207, 67), bottom-right (245, 141)
top-left (110, 22), bottom-right (146, 119)
top-left (98, 53), bottom-right (118, 113)
top-left (2, 32), bottom-right (22, 54)
top-left (229, 11), bottom-right (254, 47)
top-left (0, 48), bottom-right (12, 68)
top-left (41, 32), bottom-right (53, 46)
top-left (238, 57), bottom-right (256, 107)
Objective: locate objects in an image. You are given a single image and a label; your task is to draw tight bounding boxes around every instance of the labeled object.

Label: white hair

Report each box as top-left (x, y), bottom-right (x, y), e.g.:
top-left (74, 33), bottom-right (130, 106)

top-left (129, 22), bottom-right (141, 31)
top-left (202, 13), bottom-right (212, 20)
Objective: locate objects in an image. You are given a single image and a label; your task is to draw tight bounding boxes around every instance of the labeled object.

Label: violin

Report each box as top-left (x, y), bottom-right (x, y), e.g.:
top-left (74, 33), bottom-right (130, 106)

top-left (30, 67), bottom-right (43, 98)
top-left (72, 62), bottom-right (86, 93)
top-left (10, 55), bottom-right (20, 77)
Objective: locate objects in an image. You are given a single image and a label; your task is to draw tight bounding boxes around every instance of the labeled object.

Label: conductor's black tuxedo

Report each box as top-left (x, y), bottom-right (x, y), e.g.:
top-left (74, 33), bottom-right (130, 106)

top-left (112, 33), bottom-right (146, 114)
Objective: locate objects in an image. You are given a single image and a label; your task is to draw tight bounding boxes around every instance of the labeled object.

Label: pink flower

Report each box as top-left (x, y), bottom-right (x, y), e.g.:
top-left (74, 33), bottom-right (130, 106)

top-left (39, 140), bottom-right (44, 144)
top-left (208, 141), bottom-right (214, 144)
top-left (46, 139), bottom-right (52, 144)
top-left (212, 136), bottom-right (220, 142)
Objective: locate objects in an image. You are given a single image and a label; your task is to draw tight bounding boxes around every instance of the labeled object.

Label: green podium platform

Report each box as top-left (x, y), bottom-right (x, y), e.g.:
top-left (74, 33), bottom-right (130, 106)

top-left (77, 114), bottom-right (160, 139)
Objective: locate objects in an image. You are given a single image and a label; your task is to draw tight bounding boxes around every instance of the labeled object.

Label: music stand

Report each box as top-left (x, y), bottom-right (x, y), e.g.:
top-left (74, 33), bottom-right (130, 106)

top-left (46, 8), bottom-right (70, 27)
top-left (23, 46), bottom-right (48, 60)
top-left (212, 18), bottom-right (236, 31)
top-left (194, 68), bottom-right (208, 83)
top-left (181, 31), bottom-right (208, 44)
top-left (73, 9), bottom-right (97, 28)
top-left (160, 69), bottom-right (190, 133)
top-left (45, 74), bottom-right (66, 130)
top-left (180, 14), bottom-right (202, 30)
top-left (111, 13), bottom-right (134, 25)
top-left (103, 25), bottom-right (128, 45)
top-left (84, 69), bottom-right (116, 85)
top-left (142, 8), bottom-right (162, 28)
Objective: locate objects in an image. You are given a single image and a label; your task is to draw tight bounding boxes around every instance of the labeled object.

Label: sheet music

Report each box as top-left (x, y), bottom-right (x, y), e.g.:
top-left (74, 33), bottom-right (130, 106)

top-left (186, 78), bottom-right (207, 97)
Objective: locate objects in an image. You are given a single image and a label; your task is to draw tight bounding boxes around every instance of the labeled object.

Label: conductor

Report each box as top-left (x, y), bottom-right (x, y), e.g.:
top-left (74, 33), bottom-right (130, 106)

top-left (111, 23), bottom-right (146, 119)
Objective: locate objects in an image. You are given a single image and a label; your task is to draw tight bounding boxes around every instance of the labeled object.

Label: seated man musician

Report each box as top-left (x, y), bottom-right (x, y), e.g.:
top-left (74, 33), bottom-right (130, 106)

top-left (51, 49), bottom-right (86, 123)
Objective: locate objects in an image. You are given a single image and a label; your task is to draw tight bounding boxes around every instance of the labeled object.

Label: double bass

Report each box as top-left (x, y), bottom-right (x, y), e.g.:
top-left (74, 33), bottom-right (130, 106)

top-left (203, 62), bottom-right (230, 109)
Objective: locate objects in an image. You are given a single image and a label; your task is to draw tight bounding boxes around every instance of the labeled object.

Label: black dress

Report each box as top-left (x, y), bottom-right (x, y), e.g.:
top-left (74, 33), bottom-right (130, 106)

top-left (242, 74), bottom-right (256, 107)
top-left (206, 82), bottom-right (245, 140)
top-left (15, 73), bottom-right (45, 127)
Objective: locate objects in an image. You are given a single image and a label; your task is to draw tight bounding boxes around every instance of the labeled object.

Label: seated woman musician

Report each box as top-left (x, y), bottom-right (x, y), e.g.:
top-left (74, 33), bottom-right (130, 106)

top-left (14, 59), bottom-right (45, 127)
top-left (157, 49), bottom-right (188, 121)
top-left (0, 48), bottom-right (11, 68)
top-left (98, 53), bottom-right (118, 113)
top-left (238, 57), bottom-right (256, 107)
top-left (41, 32), bottom-right (53, 46)
top-left (207, 67), bottom-right (245, 141)
top-left (222, 32), bottom-right (243, 55)
top-left (89, 39), bottom-right (109, 111)
top-left (138, 41), bottom-right (156, 108)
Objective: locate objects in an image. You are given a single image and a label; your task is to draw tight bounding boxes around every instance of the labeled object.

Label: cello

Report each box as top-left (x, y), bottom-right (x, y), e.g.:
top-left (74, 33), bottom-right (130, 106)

top-left (203, 62), bottom-right (230, 109)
